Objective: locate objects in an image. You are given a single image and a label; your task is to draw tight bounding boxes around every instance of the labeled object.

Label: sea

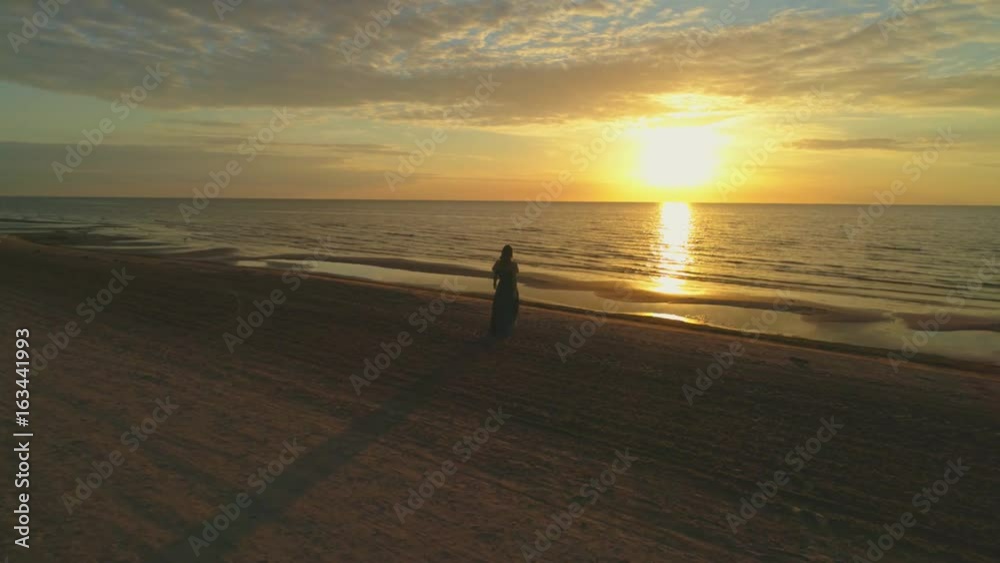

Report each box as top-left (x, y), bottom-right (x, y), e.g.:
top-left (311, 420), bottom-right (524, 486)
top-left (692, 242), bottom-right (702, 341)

top-left (1, 198), bottom-right (997, 365)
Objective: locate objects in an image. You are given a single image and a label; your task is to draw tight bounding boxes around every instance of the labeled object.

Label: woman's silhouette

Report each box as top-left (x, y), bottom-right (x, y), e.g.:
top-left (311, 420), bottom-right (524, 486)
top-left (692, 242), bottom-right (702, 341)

top-left (489, 244), bottom-right (519, 338)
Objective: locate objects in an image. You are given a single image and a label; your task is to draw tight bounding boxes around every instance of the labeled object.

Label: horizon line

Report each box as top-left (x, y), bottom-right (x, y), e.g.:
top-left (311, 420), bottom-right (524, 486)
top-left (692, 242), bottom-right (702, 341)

top-left (0, 195), bottom-right (998, 207)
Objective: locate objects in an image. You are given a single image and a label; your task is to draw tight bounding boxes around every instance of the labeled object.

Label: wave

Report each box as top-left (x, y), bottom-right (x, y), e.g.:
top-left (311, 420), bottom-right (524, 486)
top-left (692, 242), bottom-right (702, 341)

top-left (241, 253), bottom-right (917, 328)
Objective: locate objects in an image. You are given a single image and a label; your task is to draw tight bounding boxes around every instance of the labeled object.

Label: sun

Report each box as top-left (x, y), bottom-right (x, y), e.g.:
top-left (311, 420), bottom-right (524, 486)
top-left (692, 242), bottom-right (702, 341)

top-left (638, 126), bottom-right (724, 188)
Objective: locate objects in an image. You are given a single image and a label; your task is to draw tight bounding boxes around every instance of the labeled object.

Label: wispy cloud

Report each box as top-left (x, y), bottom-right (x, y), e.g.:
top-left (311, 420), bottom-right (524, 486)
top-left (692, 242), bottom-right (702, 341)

top-left (1, 0), bottom-right (997, 125)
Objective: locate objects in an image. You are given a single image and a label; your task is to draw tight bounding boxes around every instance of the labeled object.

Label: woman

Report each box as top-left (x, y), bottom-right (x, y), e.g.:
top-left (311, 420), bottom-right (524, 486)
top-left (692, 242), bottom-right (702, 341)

top-left (489, 244), bottom-right (519, 338)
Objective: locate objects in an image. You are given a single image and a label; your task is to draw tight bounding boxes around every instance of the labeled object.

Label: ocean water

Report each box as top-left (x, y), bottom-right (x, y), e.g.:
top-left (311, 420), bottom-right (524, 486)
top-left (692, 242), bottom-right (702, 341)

top-left (1, 198), bottom-right (998, 364)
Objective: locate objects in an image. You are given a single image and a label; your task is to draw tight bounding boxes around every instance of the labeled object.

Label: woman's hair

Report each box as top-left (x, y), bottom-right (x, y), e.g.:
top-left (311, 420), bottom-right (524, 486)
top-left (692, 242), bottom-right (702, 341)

top-left (500, 244), bottom-right (514, 261)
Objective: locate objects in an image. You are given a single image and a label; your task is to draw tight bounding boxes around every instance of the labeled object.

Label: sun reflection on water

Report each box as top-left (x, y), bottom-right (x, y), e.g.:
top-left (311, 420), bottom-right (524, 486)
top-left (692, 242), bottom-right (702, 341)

top-left (654, 202), bottom-right (693, 294)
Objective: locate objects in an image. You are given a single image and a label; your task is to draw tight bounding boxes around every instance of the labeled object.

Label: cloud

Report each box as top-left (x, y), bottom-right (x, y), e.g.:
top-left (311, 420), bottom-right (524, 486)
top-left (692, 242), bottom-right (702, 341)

top-left (793, 138), bottom-right (907, 151)
top-left (0, 0), bottom-right (996, 127)
top-left (0, 141), bottom-right (395, 197)
top-left (157, 118), bottom-right (246, 129)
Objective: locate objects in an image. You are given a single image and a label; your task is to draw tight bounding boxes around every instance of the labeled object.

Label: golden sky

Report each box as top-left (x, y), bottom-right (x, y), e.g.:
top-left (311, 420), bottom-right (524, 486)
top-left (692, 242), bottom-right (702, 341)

top-left (1, 0), bottom-right (998, 203)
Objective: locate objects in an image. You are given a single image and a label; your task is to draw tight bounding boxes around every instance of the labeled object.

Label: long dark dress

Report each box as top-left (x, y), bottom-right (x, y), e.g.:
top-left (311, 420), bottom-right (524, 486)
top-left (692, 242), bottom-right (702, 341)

top-left (489, 259), bottom-right (519, 337)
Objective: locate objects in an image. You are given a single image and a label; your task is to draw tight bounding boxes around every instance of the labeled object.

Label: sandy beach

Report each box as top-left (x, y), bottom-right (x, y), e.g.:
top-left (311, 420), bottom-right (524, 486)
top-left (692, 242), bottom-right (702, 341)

top-left (0, 236), bottom-right (997, 563)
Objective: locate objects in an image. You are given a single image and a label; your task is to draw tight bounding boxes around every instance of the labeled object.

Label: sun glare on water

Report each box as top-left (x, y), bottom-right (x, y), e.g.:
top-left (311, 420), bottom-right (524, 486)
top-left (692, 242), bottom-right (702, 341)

top-left (639, 126), bottom-right (724, 189)
top-left (654, 202), bottom-right (693, 295)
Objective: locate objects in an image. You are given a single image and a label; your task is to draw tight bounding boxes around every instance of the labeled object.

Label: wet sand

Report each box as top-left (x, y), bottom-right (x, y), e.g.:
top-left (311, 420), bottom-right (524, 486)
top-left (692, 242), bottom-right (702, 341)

top-left (0, 236), bottom-right (997, 562)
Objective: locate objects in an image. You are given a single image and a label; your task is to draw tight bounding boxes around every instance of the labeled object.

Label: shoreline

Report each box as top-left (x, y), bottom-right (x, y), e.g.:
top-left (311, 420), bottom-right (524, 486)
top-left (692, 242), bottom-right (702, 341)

top-left (7, 233), bottom-right (995, 376)
top-left (1, 234), bottom-right (998, 561)
top-left (7, 225), bottom-right (1000, 353)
